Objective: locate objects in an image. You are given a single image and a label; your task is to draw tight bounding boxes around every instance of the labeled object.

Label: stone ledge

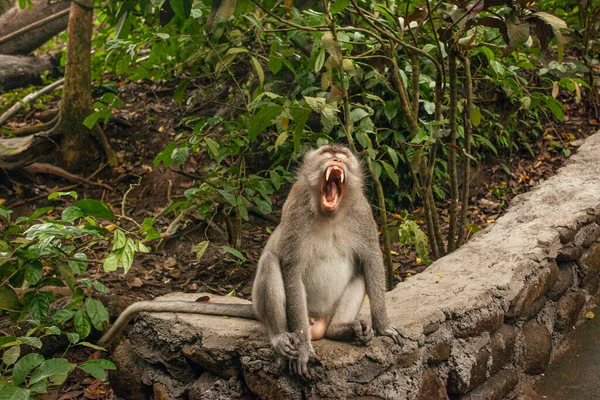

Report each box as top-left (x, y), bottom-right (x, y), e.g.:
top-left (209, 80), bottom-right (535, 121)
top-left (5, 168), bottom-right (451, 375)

top-left (109, 132), bottom-right (600, 399)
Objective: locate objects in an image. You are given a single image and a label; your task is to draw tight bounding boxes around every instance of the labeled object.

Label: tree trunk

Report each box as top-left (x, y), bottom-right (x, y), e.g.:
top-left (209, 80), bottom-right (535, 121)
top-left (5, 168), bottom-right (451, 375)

top-left (56, 0), bottom-right (96, 169)
top-left (0, 0), bottom-right (69, 55)
top-left (0, 54), bottom-right (59, 91)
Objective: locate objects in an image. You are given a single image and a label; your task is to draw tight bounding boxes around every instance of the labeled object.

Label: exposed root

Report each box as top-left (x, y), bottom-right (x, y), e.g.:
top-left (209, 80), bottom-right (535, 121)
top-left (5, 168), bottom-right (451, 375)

top-left (8, 115), bottom-right (58, 137)
top-left (91, 124), bottom-right (118, 167)
top-left (24, 162), bottom-right (113, 190)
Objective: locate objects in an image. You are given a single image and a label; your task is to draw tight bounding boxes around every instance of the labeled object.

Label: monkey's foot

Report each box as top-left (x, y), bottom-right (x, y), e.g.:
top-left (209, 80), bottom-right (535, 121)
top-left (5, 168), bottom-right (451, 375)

top-left (376, 324), bottom-right (402, 345)
top-left (288, 340), bottom-right (317, 379)
top-left (271, 332), bottom-right (300, 359)
top-left (351, 319), bottom-right (373, 346)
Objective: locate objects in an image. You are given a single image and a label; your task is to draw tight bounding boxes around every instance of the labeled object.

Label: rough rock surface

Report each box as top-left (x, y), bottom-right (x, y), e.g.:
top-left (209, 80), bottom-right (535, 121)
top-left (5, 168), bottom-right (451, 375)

top-left (108, 133), bottom-right (600, 399)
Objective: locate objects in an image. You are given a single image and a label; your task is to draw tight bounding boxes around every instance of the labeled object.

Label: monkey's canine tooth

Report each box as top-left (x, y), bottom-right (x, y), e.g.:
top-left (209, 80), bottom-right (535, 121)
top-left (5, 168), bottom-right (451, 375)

top-left (326, 168), bottom-right (331, 181)
top-left (341, 171), bottom-right (344, 183)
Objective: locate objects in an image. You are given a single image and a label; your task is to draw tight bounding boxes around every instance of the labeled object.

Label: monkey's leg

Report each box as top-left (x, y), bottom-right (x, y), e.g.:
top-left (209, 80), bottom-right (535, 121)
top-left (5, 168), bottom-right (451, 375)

top-left (252, 251), bottom-right (300, 359)
top-left (325, 276), bottom-right (373, 346)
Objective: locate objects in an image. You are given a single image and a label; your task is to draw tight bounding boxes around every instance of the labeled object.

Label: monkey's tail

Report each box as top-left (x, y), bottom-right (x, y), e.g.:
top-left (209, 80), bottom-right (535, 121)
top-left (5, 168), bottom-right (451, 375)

top-left (98, 300), bottom-right (256, 347)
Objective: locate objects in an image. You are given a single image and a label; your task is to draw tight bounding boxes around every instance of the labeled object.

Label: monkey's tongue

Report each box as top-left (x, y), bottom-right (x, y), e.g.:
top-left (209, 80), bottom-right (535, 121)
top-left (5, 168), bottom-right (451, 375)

top-left (326, 180), bottom-right (338, 202)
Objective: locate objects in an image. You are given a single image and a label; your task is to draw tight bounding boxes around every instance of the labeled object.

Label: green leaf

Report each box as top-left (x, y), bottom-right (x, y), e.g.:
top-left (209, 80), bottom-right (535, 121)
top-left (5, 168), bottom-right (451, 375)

top-left (349, 108), bottom-right (369, 123)
top-left (289, 107), bottom-right (310, 153)
top-left (217, 189), bottom-right (237, 206)
top-left (77, 359), bottom-right (116, 381)
top-left (170, 0), bottom-right (192, 19)
top-left (61, 206), bottom-right (84, 222)
top-left (24, 261), bottom-right (43, 285)
top-left (0, 285), bottom-right (20, 316)
top-left (85, 298), bottom-right (109, 331)
top-left (0, 385), bottom-right (30, 400)
top-left (103, 237), bottom-right (135, 274)
top-left (274, 132), bottom-right (288, 151)
top-left (268, 57), bottom-right (282, 75)
top-left (113, 228), bottom-right (127, 249)
top-left (193, 241), bottom-right (210, 261)
top-left (154, 141), bottom-right (176, 167)
top-left (384, 99), bottom-right (399, 121)
top-left (330, 0), bottom-right (349, 13)
top-left (74, 309), bottom-right (91, 339)
top-left (28, 381), bottom-right (47, 394)
top-left (74, 200), bottom-right (115, 220)
top-left (67, 333), bottom-right (80, 344)
top-left (78, 342), bottom-right (106, 351)
top-left (92, 281), bottom-right (110, 294)
top-left (250, 56), bottom-right (264, 88)
top-left (68, 253), bottom-right (88, 275)
top-left (544, 97), bottom-right (564, 121)
top-left (12, 353), bottom-right (44, 385)
top-left (51, 308), bottom-right (76, 325)
top-left (171, 147), bottom-right (190, 166)
top-left (314, 48), bottom-right (326, 73)
top-left (29, 358), bottom-right (72, 386)
top-left (2, 345), bottom-right (20, 366)
top-left (471, 105), bottom-right (481, 127)
top-left (204, 137), bottom-right (220, 157)
top-left (221, 246), bottom-right (247, 262)
top-left (48, 191), bottom-right (77, 200)
top-left (248, 106), bottom-right (283, 140)
top-left (27, 292), bottom-right (50, 321)
top-left (380, 160), bottom-right (399, 186)
top-left (19, 337), bottom-right (42, 349)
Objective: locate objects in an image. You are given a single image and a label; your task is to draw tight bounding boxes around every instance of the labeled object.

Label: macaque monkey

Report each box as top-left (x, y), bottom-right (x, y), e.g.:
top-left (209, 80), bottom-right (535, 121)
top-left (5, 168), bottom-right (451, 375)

top-left (98, 145), bottom-right (401, 377)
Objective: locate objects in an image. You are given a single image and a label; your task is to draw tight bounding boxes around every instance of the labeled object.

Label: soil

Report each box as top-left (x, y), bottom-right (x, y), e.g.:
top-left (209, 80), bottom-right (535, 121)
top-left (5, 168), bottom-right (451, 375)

top-left (0, 61), bottom-right (598, 399)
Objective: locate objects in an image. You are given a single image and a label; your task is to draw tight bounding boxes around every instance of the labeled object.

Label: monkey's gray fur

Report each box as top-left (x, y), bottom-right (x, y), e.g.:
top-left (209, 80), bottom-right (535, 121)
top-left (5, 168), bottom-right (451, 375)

top-left (98, 144), bottom-right (401, 377)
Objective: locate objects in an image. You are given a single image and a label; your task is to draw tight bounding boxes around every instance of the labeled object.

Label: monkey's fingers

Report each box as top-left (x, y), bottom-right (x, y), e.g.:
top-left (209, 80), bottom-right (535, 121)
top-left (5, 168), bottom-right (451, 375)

top-left (378, 325), bottom-right (402, 345)
top-left (353, 320), bottom-right (374, 346)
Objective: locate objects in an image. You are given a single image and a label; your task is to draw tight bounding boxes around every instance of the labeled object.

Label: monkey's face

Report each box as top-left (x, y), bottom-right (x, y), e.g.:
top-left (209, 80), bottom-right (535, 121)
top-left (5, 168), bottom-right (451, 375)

top-left (302, 145), bottom-right (360, 214)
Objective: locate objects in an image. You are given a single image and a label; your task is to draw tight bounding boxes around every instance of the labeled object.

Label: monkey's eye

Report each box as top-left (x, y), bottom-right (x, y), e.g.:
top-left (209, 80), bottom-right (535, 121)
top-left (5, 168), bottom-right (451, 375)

top-left (335, 152), bottom-right (347, 159)
top-left (323, 152), bottom-right (333, 158)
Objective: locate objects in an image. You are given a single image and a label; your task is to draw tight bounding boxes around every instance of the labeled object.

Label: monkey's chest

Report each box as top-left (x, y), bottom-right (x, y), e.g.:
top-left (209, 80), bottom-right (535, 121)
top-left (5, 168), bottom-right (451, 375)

top-left (301, 244), bottom-right (356, 316)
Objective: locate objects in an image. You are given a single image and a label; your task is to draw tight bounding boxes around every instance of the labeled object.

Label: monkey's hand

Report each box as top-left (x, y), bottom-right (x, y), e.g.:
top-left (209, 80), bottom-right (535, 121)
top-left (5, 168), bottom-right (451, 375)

top-left (375, 324), bottom-right (402, 345)
top-left (271, 332), bottom-right (301, 359)
top-left (351, 320), bottom-right (374, 346)
top-left (288, 337), bottom-right (317, 379)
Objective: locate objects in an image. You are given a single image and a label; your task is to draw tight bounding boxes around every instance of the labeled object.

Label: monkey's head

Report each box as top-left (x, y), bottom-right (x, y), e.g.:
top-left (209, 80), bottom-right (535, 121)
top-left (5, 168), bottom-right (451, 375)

top-left (299, 145), bottom-right (363, 215)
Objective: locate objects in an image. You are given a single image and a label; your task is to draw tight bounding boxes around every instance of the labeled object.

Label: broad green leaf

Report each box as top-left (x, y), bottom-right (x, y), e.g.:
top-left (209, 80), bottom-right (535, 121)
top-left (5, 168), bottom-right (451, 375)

top-left (349, 108), bottom-right (369, 123)
top-left (0, 385), bottom-right (30, 400)
top-left (170, 0), bottom-right (192, 19)
top-left (471, 105), bottom-right (481, 127)
top-left (51, 308), bottom-right (76, 325)
top-left (248, 106), bottom-right (283, 140)
top-left (103, 237), bottom-right (135, 274)
top-left (12, 353), bottom-right (44, 385)
top-left (380, 160), bottom-right (399, 186)
top-left (221, 245), bottom-right (247, 262)
top-left (0, 285), bottom-right (20, 316)
top-left (330, 0), bottom-right (349, 13)
top-left (171, 147), bottom-right (190, 166)
top-left (74, 200), bottom-right (115, 220)
top-left (113, 228), bottom-right (127, 249)
top-left (67, 333), bottom-right (80, 344)
top-left (19, 337), bottom-right (42, 349)
top-left (24, 261), bottom-right (42, 285)
top-left (268, 57), bottom-right (282, 75)
top-left (204, 137), bottom-right (220, 157)
top-left (27, 292), bottom-right (50, 321)
top-left (2, 345), bottom-right (20, 366)
top-left (274, 132), bottom-right (288, 151)
top-left (85, 298), bottom-right (109, 331)
top-left (250, 56), bottom-right (264, 88)
top-left (68, 253), bottom-right (88, 275)
top-left (289, 107), bottom-right (310, 153)
top-left (61, 206), bottom-right (84, 222)
top-left (74, 309), bottom-right (91, 339)
top-left (77, 359), bottom-right (116, 381)
top-left (314, 48), bottom-right (326, 73)
top-left (304, 96), bottom-right (326, 113)
top-left (193, 241), bottom-right (210, 260)
top-left (92, 281), bottom-right (110, 294)
top-left (237, 197), bottom-right (248, 221)
top-left (29, 381), bottom-right (47, 393)
top-left (29, 358), bottom-right (72, 385)
top-left (544, 97), bottom-right (564, 121)
top-left (217, 189), bottom-right (237, 206)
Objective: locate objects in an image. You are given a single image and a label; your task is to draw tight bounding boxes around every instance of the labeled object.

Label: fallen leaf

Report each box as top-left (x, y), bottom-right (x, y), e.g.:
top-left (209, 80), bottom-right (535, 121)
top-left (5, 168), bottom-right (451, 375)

top-left (585, 311), bottom-right (595, 319)
top-left (127, 277), bottom-right (143, 288)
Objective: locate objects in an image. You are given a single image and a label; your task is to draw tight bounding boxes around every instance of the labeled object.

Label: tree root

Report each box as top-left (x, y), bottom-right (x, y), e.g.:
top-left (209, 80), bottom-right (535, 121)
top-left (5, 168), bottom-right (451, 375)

top-left (24, 162), bottom-right (113, 190)
top-left (8, 115), bottom-right (59, 137)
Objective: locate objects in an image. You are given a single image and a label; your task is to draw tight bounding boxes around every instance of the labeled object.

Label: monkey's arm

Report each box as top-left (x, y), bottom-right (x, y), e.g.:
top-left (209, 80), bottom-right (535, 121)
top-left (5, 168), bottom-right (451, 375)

top-left (361, 247), bottom-right (402, 345)
top-left (282, 268), bottom-right (315, 377)
top-left (98, 300), bottom-right (255, 347)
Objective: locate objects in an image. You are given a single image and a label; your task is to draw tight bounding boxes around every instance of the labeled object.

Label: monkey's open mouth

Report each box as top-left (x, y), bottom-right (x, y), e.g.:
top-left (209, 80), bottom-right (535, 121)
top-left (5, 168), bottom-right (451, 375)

top-left (321, 166), bottom-right (344, 212)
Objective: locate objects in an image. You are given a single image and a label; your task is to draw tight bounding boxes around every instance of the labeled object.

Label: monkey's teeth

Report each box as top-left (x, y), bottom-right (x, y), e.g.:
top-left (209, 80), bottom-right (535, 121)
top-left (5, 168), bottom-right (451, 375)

top-left (341, 171), bottom-right (344, 183)
top-left (326, 168), bottom-right (331, 182)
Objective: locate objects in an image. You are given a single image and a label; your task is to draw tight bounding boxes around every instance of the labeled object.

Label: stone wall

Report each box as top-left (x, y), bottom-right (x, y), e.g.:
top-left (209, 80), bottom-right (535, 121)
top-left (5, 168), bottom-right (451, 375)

top-left (108, 132), bottom-right (600, 400)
